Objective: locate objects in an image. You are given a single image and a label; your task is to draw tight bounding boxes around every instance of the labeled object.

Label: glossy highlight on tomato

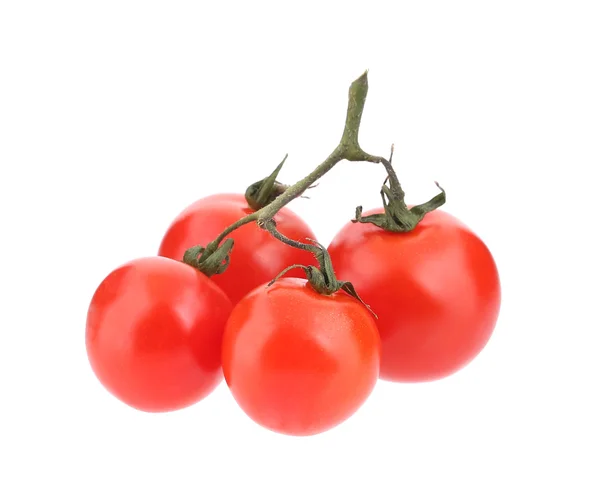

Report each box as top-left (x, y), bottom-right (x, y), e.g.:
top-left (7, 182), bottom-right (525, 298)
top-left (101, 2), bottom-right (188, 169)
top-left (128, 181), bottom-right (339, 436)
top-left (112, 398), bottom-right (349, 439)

top-left (159, 193), bottom-right (316, 304)
top-left (222, 278), bottom-right (381, 436)
top-left (86, 256), bottom-right (232, 412)
top-left (328, 208), bottom-right (501, 383)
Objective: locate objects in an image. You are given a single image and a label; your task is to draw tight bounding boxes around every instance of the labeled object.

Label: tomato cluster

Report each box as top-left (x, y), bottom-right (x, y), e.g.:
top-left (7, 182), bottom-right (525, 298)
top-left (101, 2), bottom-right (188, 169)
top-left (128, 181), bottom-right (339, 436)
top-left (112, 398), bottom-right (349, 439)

top-left (86, 190), bottom-right (500, 436)
top-left (86, 72), bottom-right (500, 436)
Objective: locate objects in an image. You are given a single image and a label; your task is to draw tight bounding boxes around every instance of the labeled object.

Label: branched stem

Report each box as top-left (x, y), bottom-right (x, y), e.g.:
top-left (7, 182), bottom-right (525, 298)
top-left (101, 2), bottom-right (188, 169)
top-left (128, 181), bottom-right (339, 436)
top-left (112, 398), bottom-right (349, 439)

top-left (187, 70), bottom-right (443, 286)
top-left (199, 70), bottom-right (386, 264)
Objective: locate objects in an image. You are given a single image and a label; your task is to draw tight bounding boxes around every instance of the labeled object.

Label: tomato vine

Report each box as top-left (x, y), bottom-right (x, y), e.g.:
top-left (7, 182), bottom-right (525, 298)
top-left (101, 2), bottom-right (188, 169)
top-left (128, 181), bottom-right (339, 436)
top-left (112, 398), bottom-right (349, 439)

top-left (182, 71), bottom-right (446, 296)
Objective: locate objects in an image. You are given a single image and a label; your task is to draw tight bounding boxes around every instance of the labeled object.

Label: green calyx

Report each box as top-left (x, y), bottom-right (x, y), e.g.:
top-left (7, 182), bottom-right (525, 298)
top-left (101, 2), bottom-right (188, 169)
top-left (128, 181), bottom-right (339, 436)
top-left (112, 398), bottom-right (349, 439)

top-left (354, 182), bottom-right (446, 232)
top-left (302, 264), bottom-right (374, 317)
top-left (182, 238), bottom-right (234, 277)
top-left (245, 155), bottom-right (289, 211)
top-left (353, 154), bottom-right (446, 232)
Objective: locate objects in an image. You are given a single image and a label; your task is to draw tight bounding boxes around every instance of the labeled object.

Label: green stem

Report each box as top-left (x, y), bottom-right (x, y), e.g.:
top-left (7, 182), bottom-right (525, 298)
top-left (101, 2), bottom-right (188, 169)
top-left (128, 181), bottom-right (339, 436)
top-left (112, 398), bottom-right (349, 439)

top-left (258, 218), bottom-right (317, 253)
top-left (207, 215), bottom-right (255, 253)
top-left (189, 69), bottom-right (443, 281)
top-left (201, 71), bottom-right (380, 258)
top-left (259, 219), bottom-right (375, 316)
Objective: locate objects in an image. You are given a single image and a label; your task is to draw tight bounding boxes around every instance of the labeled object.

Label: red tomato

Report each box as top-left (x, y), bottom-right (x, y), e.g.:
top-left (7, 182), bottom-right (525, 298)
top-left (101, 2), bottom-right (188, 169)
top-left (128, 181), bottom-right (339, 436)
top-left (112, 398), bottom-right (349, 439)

top-left (159, 194), bottom-right (316, 304)
top-left (222, 278), bottom-right (381, 436)
top-left (86, 257), bottom-right (232, 412)
top-left (328, 209), bottom-right (501, 382)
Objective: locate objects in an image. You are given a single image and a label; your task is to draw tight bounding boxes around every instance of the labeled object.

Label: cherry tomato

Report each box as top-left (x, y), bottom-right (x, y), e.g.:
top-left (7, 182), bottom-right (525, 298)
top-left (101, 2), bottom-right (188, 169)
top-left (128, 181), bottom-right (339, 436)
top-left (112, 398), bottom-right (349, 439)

top-left (86, 256), bottom-right (232, 412)
top-left (328, 209), bottom-right (501, 382)
top-left (159, 194), bottom-right (316, 304)
top-left (222, 278), bottom-right (381, 436)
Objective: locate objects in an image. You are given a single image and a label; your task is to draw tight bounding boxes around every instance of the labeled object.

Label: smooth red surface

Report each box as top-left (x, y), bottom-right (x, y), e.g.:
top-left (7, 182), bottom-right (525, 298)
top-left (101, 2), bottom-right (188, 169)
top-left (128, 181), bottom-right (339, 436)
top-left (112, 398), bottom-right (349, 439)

top-left (86, 257), bottom-right (232, 412)
top-left (328, 209), bottom-right (501, 383)
top-left (222, 278), bottom-right (381, 436)
top-left (158, 193), bottom-right (317, 304)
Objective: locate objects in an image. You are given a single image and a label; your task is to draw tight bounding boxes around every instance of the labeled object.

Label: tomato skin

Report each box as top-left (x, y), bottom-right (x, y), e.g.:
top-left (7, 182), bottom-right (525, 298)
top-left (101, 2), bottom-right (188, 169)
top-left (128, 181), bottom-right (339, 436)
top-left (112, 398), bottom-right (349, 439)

top-left (86, 257), bottom-right (232, 412)
top-left (222, 278), bottom-right (381, 436)
top-left (158, 194), bottom-right (316, 305)
top-left (327, 209), bottom-right (501, 383)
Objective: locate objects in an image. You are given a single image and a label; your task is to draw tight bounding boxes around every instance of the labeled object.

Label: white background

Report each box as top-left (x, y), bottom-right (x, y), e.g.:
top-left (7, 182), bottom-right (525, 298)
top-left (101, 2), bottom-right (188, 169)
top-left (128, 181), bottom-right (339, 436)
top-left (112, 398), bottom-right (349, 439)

top-left (1, 1), bottom-right (599, 477)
